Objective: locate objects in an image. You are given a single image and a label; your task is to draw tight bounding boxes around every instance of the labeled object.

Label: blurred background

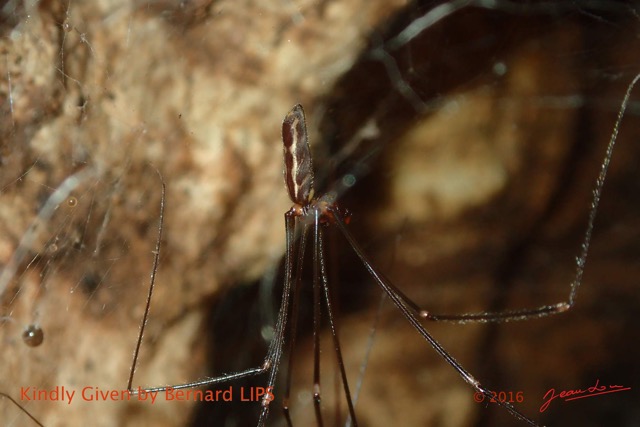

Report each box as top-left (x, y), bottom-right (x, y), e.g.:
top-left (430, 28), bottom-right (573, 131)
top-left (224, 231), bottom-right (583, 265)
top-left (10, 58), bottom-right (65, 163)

top-left (0, 1), bottom-right (638, 426)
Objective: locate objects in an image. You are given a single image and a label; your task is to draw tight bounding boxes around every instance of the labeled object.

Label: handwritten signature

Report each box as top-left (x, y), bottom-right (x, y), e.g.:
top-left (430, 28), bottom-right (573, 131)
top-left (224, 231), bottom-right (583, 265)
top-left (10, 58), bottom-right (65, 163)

top-left (540, 379), bottom-right (631, 413)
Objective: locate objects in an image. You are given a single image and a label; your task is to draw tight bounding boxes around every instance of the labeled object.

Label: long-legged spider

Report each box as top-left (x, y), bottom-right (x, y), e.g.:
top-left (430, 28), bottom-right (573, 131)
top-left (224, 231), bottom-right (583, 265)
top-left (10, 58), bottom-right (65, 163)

top-left (125, 72), bottom-right (639, 427)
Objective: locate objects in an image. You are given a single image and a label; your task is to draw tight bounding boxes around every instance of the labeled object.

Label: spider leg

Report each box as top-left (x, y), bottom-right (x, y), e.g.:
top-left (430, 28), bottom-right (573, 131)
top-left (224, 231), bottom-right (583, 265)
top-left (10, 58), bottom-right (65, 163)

top-left (127, 172), bottom-right (165, 391)
top-left (332, 214), bottom-right (541, 427)
top-left (316, 209), bottom-right (359, 427)
top-left (312, 212), bottom-right (324, 426)
top-left (127, 177), bottom-right (271, 397)
top-left (331, 72), bottom-right (640, 325)
top-left (128, 211), bottom-right (299, 427)
top-left (0, 392), bottom-right (44, 427)
top-left (256, 212), bottom-right (298, 426)
top-left (282, 220), bottom-right (309, 426)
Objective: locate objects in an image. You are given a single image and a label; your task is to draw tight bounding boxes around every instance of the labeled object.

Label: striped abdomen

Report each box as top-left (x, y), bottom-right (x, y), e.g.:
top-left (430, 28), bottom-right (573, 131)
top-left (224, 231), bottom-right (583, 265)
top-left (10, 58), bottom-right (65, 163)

top-left (282, 104), bottom-right (315, 205)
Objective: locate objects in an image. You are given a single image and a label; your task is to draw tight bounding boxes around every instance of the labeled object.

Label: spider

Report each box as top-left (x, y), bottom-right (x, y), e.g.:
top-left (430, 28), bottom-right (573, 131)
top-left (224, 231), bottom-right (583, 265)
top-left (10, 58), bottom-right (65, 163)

top-left (1, 73), bottom-right (636, 425)
top-left (124, 72), bottom-right (639, 427)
